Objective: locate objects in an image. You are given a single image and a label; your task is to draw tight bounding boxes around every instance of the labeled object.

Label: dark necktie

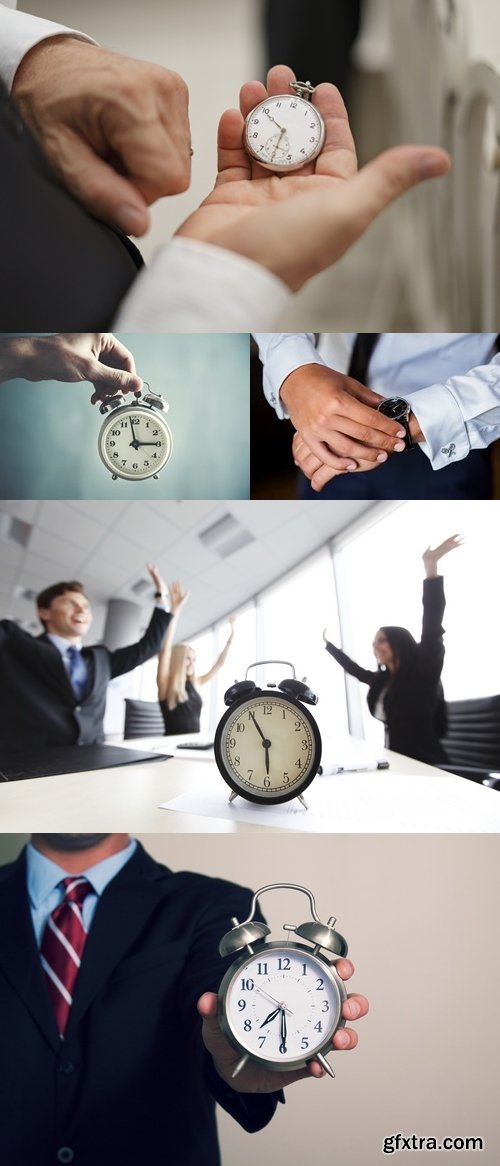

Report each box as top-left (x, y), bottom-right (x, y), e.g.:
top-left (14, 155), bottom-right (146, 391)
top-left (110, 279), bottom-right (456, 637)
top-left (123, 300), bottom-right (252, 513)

top-left (347, 334), bottom-right (381, 385)
top-left (40, 876), bottom-right (93, 1037)
top-left (66, 645), bottom-right (87, 700)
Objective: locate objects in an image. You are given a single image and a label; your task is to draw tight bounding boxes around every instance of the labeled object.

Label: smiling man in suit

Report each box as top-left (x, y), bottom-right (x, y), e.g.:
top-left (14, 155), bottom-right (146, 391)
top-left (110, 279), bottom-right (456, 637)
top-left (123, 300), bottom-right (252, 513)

top-left (0, 833), bottom-right (367, 1166)
top-left (0, 570), bottom-right (171, 748)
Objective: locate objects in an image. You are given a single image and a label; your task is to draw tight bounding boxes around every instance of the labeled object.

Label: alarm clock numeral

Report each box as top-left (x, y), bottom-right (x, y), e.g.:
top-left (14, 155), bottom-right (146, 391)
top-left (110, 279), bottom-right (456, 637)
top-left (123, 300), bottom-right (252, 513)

top-left (240, 978), bottom-right (254, 991)
top-left (257, 962), bottom-right (268, 975)
top-left (277, 956), bottom-right (290, 970)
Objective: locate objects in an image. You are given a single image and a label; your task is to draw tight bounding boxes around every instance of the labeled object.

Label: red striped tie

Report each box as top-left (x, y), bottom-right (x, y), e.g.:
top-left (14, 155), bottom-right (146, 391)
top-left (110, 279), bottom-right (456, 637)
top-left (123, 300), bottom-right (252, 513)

top-left (40, 876), bottom-right (93, 1037)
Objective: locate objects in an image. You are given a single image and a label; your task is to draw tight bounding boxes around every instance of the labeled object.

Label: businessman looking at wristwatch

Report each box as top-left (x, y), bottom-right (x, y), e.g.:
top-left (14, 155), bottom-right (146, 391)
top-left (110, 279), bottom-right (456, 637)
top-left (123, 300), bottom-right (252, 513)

top-left (255, 333), bottom-right (500, 499)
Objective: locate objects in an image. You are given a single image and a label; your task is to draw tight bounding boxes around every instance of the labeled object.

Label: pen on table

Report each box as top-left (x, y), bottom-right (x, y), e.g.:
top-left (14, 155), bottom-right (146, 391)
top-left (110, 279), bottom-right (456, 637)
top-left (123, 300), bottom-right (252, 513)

top-left (318, 761), bottom-right (390, 775)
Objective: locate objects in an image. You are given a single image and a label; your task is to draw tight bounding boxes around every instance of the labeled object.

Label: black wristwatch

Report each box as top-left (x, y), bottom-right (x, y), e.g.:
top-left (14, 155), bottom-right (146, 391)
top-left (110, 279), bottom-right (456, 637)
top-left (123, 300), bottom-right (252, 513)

top-left (154, 591), bottom-right (167, 599)
top-left (377, 397), bottom-right (414, 449)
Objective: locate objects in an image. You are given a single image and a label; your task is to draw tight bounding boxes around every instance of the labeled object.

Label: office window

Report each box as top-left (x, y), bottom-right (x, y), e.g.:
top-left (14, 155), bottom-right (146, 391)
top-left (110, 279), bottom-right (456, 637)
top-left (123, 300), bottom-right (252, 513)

top-left (257, 550), bottom-right (347, 740)
top-left (333, 500), bottom-right (500, 746)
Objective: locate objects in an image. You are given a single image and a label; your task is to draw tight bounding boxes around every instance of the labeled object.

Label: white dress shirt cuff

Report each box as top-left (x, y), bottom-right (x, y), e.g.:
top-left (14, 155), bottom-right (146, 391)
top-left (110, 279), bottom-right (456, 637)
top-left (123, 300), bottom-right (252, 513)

top-left (0, 8), bottom-right (96, 91)
top-left (260, 335), bottom-right (324, 420)
top-left (404, 384), bottom-right (470, 469)
top-left (113, 237), bottom-right (291, 332)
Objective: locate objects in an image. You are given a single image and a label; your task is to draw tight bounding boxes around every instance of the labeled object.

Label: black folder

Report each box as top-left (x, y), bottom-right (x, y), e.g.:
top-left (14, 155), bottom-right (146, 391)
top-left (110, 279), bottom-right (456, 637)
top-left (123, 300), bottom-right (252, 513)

top-left (0, 745), bottom-right (172, 782)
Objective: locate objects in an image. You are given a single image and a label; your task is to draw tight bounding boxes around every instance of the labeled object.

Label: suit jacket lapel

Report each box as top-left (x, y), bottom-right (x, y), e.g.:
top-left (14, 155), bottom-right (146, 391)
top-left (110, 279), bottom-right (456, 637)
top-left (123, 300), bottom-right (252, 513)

top-left (66, 843), bottom-right (174, 1035)
top-left (37, 633), bottom-right (77, 703)
top-left (0, 851), bottom-right (61, 1051)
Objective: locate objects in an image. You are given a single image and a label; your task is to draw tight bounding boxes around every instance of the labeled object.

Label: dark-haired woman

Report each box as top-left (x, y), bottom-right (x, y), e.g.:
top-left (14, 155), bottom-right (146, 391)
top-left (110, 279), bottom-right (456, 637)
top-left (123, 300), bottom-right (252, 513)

top-left (323, 536), bottom-right (462, 764)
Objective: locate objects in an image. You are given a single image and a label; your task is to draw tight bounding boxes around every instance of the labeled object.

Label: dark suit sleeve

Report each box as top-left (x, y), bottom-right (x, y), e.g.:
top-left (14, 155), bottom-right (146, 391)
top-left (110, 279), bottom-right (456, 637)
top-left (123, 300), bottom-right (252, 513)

top-left (0, 619), bottom-right (15, 650)
top-left (419, 576), bottom-right (446, 681)
top-left (178, 876), bottom-right (283, 1133)
top-left (109, 607), bottom-right (171, 679)
top-left (325, 640), bottom-right (377, 685)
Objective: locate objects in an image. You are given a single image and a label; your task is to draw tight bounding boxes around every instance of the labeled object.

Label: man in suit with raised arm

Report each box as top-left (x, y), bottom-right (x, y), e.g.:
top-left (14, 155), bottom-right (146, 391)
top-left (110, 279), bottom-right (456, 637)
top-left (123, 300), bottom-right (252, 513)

top-left (0, 567), bottom-right (171, 748)
top-left (0, 833), bottom-right (367, 1166)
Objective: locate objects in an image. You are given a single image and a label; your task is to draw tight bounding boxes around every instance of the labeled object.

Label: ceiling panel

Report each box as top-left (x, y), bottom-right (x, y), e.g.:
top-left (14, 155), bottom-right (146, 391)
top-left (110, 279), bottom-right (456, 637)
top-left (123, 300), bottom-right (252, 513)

top-left (0, 499), bottom-right (378, 638)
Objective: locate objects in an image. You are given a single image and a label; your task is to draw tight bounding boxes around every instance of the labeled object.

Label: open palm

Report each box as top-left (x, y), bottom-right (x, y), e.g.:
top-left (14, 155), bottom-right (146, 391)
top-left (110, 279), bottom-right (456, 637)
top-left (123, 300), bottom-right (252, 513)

top-left (177, 65), bottom-right (450, 291)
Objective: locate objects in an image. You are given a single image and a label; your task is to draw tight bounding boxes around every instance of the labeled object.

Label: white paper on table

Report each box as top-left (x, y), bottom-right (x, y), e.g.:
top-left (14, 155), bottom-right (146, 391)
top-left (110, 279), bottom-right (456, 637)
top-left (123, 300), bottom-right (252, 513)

top-left (159, 768), bottom-right (500, 833)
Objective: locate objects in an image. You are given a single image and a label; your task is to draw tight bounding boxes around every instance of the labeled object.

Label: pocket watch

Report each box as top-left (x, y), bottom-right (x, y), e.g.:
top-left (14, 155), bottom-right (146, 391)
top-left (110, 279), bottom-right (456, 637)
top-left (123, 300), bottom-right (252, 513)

top-left (218, 882), bottom-right (348, 1078)
top-left (98, 384), bottom-right (173, 481)
top-left (213, 661), bottom-right (322, 808)
top-left (244, 80), bottom-right (325, 172)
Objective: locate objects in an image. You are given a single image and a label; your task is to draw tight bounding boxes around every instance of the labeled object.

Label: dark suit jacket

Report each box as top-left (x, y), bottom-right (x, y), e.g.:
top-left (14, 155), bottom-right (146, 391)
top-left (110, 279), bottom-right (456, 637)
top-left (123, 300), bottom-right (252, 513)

top-left (0, 607), bottom-right (171, 748)
top-left (0, 843), bottom-right (279, 1166)
top-left (326, 577), bottom-right (448, 764)
top-left (1, 79), bottom-right (142, 331)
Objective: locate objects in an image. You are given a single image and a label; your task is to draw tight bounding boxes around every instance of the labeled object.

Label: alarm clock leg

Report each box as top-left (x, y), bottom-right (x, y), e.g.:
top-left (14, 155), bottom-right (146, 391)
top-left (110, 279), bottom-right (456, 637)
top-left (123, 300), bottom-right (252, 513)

top-left (298, 794), bottom-right (309, 810)
top-left (315, 1052), bottom-right (335, 1079)
top-left (228, 791), bottom-right (239, 803)
top-left (231, 1053), bottom-right (250, 1079)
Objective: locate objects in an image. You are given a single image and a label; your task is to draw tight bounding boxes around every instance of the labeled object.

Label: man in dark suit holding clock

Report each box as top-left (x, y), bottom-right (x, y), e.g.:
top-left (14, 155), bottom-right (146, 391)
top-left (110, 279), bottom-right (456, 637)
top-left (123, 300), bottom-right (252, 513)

top-left (0, 832), bottom-right (366, 1166)
top-left (0, 568), bottom-right (171, 749)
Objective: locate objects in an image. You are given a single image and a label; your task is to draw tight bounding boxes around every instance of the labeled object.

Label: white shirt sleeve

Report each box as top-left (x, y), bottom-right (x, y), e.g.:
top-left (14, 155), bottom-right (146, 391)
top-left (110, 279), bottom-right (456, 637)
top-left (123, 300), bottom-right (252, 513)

top-left (0, 2), bottom-right (96, 91)
top-left (113, 237), bottom-right (292, 332)
top-left (405, 353), bottom-right (500, 470)
top-left (253, 333), bottom-right (324, 419)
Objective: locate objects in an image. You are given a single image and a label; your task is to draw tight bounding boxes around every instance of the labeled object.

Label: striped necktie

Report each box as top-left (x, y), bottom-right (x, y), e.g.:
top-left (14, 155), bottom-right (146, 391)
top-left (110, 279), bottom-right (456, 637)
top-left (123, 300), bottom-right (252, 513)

top-left (40, 876), bottom-right (93, 1037)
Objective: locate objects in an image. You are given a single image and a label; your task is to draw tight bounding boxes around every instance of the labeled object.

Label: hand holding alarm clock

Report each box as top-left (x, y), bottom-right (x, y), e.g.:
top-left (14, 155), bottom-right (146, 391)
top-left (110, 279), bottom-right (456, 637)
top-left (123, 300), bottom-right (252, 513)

top-left (198, 883), bottom-right (367, 1093)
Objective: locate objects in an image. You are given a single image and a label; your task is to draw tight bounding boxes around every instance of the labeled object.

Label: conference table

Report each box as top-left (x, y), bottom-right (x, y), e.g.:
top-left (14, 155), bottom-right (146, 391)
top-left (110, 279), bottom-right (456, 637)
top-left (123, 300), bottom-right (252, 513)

top-left (1, 732), bottom-right (499, 833)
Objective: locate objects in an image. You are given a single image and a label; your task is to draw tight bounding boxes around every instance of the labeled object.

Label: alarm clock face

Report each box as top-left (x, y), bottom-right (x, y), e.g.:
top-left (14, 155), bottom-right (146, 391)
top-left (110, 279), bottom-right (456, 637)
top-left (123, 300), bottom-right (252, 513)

top-left (219, 941), bottom-right (346, 1071)
top-left (214, 692), bottom-right (321, 804)
top-left (98, 404), bottom-right (172, 480)
top-left (244, 93), bottom-right (325, 172)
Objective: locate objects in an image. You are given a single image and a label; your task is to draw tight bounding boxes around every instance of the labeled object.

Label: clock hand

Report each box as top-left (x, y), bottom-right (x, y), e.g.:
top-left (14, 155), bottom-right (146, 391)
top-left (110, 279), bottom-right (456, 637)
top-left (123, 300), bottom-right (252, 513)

top-left (270, 128), bottom-right (286, 162)
top-left (263, 109), bottom-right (286, 133)
top-left (254, 986), bottom-right (293, 1015)
top-left (249, 711), bottom-right (266, 741)
top-left (279, 1007), bottom-right (287, 1053)
top-left (259, 1005), bottom-right (281, 1028)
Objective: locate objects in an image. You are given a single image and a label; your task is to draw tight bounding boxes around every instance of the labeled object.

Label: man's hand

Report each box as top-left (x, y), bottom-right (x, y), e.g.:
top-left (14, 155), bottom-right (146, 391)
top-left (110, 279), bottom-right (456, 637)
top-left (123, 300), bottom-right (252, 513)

top-left (198, 957), bottom-right (367, 1093)
top-left (0, 333), bottom-right (142, 401)
top-left (12, 38), bottom-right (191, 236)
top-left (282, 365), bottom-right (408, 472)
top-left (177, 65), bottom-right (450, 292)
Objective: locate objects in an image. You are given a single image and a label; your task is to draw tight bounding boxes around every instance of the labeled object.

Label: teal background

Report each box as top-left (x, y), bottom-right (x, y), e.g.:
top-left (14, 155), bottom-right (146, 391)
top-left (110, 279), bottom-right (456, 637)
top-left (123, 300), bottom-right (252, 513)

top-left (0, 333), bottom-right (250, 499)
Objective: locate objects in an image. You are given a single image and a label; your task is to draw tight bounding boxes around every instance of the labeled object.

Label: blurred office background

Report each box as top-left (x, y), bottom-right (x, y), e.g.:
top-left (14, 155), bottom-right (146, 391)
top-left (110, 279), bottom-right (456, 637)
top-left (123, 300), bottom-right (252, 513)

top-left (20, 0), bottom-right (500, 330)
top-left (1, 498), bottom-right (498, 755)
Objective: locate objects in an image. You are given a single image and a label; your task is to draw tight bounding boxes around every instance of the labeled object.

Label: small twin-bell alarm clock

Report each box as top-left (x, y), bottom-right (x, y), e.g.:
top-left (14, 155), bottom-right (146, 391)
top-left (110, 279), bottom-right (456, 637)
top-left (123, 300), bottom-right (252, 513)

top-left (213, 661), bottom-right (322, 808)
top-left (98, 383), bottom-right (172, 481)
top-left (218, 882), bottom-right (348, 1078)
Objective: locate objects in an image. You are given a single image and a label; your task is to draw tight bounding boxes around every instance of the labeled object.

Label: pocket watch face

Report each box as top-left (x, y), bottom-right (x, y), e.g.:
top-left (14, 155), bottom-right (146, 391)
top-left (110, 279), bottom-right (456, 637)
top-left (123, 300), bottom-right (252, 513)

top-left (214, 693), bottom-right (321, 804)
top-left (219, 942), bottom-right (345, 1071)
top-left (98, 405), bottom-right (172, 480)
top-left (244, 94), bottom-right (325, 171)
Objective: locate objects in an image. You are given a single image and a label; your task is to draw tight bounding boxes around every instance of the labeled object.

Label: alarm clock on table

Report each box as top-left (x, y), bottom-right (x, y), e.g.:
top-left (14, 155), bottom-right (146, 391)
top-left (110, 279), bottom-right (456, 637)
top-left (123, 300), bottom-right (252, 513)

top-left (213, 661), bottom-right (322, 808)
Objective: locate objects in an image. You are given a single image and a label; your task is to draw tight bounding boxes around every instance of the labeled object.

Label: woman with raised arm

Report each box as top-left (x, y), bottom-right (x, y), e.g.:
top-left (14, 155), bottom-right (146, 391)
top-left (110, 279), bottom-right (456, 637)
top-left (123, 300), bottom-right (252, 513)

top-left (323, 536), bottom-right (463, 764)
top-left (147, 564), bottom-right (235, 736)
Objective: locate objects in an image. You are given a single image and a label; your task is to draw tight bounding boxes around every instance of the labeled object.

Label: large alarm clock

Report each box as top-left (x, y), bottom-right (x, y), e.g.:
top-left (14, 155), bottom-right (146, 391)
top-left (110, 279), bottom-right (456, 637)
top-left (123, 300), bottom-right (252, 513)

top-left (98, 385), bottom-right (172, 481)
top-left (218, 882), bottom-right (348, 1078)
top-left (213, 661), bottom-right (322, 808)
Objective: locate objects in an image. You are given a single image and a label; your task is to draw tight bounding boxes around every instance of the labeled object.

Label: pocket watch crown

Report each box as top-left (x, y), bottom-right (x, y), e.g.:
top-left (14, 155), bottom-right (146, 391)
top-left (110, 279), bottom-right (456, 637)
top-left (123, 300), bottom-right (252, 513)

top-left (219, 920), bottom-right (271, 957)
top-left (295, 921), bottom-right (348, 957)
